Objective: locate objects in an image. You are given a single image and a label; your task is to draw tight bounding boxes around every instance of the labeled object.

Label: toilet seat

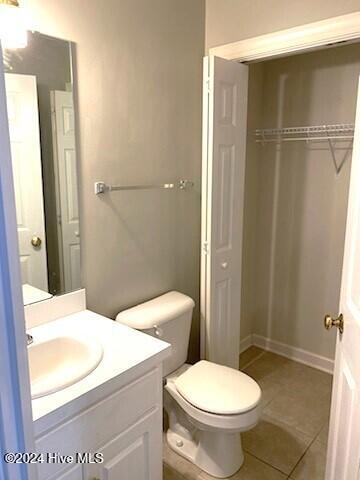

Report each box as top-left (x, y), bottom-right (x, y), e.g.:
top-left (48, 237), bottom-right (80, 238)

top-left (174, 360), bottom-right (261, 415)
top-left (165, 363), bottom-right (261, 433)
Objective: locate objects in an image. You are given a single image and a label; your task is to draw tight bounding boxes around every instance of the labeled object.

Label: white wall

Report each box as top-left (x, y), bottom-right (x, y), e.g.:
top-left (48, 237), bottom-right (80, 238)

top-left (240, 63), bottom-right (263, 342)
top-left (205, 0), bottom-right (360, 50)
top-left (23, 0), bottom-right (205, 361)
top-left (244, 43), bottom-right (360, 359)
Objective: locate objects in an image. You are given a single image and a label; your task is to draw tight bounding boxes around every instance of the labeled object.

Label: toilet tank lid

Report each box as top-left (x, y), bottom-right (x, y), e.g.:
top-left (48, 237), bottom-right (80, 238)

top-left (115, 291), bottom-right (195, 330)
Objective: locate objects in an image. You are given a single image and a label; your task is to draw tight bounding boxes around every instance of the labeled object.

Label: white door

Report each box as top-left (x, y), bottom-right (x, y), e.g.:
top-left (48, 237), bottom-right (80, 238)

top-left (51, 90), bottom-right (81, 292)
top-left (325, 78), bottom-right (360, 480)
top-left (5, 73), bottom-right (48, 292)
top-left (0, 51), bottom-right (37, 480)
top-left (201, 56), bottom-right (248, 369)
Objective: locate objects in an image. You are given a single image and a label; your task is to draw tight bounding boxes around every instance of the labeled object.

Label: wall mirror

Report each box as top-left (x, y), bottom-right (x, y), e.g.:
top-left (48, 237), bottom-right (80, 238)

top-left (3, 31), bottom-right (81, 305)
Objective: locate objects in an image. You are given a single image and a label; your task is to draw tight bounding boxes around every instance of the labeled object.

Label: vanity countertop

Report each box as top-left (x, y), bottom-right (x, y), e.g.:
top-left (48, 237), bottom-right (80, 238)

top-left (30, 309), bottom-right (171, 436)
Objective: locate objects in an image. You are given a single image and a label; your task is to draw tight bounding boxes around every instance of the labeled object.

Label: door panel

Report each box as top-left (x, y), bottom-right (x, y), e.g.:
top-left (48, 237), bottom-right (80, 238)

top-left (5, 73), bottom-right (48, 292)
top-left (326, 77), bottom-right (360, 480)
top-left (202, 56), bottom-right (248, 368)
top-left (51, 90), bottom-right (81, 292)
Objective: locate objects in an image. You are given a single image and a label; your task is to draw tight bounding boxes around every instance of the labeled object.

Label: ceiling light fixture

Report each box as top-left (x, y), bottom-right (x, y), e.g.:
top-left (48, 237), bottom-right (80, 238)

top-left (0, 0), bottom-right (27, 49)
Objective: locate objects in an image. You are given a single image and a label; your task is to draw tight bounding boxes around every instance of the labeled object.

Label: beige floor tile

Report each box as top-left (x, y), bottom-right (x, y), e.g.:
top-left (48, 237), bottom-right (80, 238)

top-left (199, 453), bottom-right (287, 480)
top-left (243, 352), bottom-right (291, 384)
top-left (164, 463), bottom-right (187, 480)
top-left (242, 353), bottom-right (287, 408)
top-left (239, 346), bottom-right (265, 369)
top-left (244, 353), bottom-right (332, 395)
top-left (277, 362), bottom-right (333, 396)
top-left (255, 376), bottom-right (284, 409)
top-left (263, 386), bottom-right (329, 437)
top-left (242, 415), bottom-right (313, 475)
top-left (163, 436), bottom-right (202, 480)
top-left (290, 439), bottom-right (327, 480)
top-left (316, 422), bottom-right (329, 446)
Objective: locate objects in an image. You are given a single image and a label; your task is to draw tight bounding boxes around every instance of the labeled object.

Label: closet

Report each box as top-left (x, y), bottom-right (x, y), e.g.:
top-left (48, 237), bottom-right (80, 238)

top-left (201, 43), bottom-right (360, 368)
top-left (202, 32), bottom-right (360, 479)
top-left (242, 43), bottom-right (360, 367)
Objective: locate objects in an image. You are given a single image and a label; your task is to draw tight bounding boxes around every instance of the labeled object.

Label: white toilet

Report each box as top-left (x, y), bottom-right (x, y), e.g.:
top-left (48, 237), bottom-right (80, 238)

top-left (116, 291), bottom-right (262, 478)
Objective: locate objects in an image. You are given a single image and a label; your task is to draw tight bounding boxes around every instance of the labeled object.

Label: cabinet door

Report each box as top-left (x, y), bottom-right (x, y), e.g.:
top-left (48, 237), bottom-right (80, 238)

top-left (56, 465), bottom-right (83, 479)
top-left (84, 408), bottom-right (162, 480)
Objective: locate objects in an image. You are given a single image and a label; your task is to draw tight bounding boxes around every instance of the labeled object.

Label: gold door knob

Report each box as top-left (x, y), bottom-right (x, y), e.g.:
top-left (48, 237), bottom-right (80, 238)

top-left (324, 313), bottom-right (344, 334)
top-left (31, 236), bottom-right (42, 248)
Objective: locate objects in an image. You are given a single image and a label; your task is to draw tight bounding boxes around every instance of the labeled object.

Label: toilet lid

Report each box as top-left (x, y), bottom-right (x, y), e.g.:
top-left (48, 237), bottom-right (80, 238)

top-left (174, 360), bottom-right (261, 415)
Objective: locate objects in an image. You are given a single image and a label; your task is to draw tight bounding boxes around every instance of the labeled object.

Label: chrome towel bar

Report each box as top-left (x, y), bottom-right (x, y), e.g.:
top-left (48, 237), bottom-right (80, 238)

top-left (94, 179), bottom-right (194, 195)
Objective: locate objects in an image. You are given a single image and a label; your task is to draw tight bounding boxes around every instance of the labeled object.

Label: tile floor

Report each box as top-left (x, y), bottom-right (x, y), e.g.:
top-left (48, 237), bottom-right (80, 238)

top-left (163, 346), bottom-right (332, 480)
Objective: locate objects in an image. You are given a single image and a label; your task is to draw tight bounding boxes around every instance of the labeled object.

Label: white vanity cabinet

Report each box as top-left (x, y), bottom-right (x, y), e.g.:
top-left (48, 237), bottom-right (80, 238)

top-left (29, 309), bottom-right (170, 480)
top-left (35, 366), bottom-right (164, 480)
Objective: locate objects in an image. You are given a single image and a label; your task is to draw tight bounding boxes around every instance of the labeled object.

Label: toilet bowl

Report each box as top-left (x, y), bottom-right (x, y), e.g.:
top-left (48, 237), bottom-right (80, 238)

top-left (116, 291), bottom-right (262, 478)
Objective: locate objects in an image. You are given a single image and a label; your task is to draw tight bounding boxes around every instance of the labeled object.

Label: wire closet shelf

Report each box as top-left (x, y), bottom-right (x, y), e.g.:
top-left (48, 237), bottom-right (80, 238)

top-left (254, 123), bottom-right (355, 143)
top-left (254, 123), bottom-right (355, 174)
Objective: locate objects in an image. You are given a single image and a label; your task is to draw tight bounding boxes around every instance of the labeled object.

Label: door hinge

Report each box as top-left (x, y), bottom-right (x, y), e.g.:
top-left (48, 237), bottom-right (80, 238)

top-left (205, 77), bottom-right (211, 94)
top-left (203, 241), bottom-right (209, 255)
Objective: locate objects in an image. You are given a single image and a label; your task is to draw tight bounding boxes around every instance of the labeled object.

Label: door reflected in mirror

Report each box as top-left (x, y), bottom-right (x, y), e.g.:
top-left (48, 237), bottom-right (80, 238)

top-left (3, 31), bottom-right (81, 305)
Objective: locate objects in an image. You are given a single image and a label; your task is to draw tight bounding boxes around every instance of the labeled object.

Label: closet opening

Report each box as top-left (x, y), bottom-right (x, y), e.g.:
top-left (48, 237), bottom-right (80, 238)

top-left (239, 41), bottom-right (360, 477)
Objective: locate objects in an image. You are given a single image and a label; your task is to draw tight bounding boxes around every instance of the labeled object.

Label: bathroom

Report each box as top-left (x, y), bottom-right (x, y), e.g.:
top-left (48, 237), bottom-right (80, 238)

top-left (0, 2), bottom-right (360, 480)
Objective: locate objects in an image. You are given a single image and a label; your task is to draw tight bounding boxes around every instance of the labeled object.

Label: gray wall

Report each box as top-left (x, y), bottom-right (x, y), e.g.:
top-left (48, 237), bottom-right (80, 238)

top-left (244, 44), bottom-right (360, 359)
top-left (25, 0), bottom-right (205, 361)
top-left (205, 0), bottom-right (360, 50)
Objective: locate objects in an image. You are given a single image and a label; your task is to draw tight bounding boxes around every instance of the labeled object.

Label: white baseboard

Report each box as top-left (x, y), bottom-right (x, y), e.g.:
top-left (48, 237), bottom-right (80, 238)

top-left (240, 334), bottom-right (334, 374)
top-left (239, 334), bottom-right (253, 354)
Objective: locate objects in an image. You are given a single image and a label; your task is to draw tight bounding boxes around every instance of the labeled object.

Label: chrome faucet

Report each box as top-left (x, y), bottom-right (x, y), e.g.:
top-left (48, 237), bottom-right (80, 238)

top-left (26, 333), bottom-right (33, 346)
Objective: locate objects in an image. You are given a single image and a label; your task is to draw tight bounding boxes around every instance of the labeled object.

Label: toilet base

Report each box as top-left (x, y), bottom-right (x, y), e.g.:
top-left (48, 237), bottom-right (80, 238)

top-left (166, 428), bottom-right (244, 478)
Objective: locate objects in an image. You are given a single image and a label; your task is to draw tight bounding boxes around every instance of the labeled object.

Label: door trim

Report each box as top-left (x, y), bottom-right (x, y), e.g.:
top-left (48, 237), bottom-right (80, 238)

top-left (0, 45), bottom-right (37, 480)
top-left (200, 56), bottom-right (210, 358)
top-left (209, 12), bottom-right (360, 62)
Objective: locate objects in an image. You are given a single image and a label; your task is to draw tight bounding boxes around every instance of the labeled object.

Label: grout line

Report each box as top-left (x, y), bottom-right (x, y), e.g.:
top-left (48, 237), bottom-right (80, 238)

top-left (242, 352), bottom-right (330, 479)
top-left (243, 450), bottom-right (290, 477)
top-left (239, 349), bottom-right (267, 371)
top-left (287, 426), bottom-right (321, 479)
top-left (163, 461), bottom-right (192, 480)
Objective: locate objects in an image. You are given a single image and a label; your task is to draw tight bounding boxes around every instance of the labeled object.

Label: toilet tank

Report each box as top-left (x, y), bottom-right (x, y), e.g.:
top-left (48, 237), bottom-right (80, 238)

top-left (116, 291), bottom-right (195, 376)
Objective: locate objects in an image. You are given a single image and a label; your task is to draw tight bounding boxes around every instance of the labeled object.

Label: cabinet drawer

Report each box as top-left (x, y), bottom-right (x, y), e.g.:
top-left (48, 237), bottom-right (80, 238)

top-left (84, 408), bottom-right (162, 480)
top-left (36, 368), bottom-right (161, 480)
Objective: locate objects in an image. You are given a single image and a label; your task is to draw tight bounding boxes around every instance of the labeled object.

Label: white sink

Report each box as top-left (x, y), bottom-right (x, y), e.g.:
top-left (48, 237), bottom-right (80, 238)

top-left (28, 335), bottom-right (103, 399)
